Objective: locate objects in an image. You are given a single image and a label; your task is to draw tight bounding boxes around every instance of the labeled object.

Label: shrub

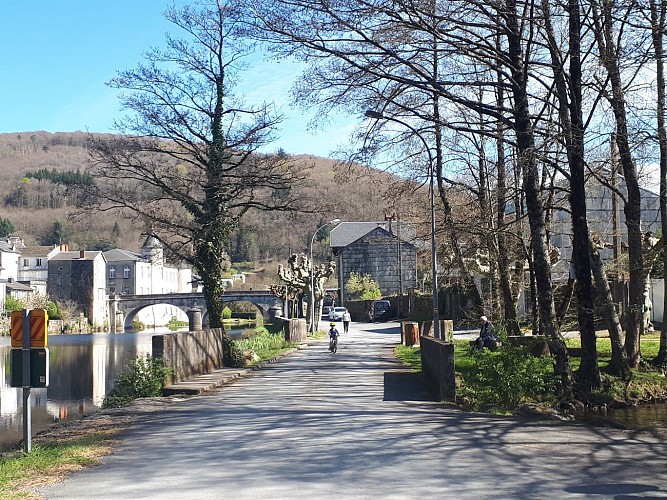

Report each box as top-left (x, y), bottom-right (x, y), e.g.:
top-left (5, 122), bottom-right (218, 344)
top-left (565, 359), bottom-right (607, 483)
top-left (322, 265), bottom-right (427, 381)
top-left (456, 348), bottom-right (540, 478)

top-left (461, 346), bottom-right (555, 410)
top-left (102, 355), bottom-right (172, 408)
top-left (222, 306), bottom-right (232, 319)
top-left (233, 328), bottom-right (289, 366)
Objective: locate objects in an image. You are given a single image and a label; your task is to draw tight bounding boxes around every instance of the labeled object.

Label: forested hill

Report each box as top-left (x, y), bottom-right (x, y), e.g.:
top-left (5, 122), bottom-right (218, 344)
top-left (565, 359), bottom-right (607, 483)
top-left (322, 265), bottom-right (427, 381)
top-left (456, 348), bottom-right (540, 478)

top-left (0, 131), bottom-right (424, 266)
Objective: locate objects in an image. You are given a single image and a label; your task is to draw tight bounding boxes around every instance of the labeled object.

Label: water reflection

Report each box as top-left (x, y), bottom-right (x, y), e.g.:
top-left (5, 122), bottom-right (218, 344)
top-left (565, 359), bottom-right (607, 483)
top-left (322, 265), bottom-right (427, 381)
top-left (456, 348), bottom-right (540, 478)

top-left (0, 326), bottom-right (249, 453)
top-left (0, 333), bottom-right (154, 453)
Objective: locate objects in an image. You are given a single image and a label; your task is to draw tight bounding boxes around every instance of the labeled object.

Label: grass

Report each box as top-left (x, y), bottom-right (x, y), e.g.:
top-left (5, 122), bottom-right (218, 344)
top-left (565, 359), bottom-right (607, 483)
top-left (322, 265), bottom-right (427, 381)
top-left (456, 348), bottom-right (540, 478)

top-left (395, 344), bottom-right (422, 370)
top-left (233, 326), bottom-right (296, 365)
top-left (394, 333), bottom-right (667, 410)
top-left (0, 432), bottom-right (117, 499)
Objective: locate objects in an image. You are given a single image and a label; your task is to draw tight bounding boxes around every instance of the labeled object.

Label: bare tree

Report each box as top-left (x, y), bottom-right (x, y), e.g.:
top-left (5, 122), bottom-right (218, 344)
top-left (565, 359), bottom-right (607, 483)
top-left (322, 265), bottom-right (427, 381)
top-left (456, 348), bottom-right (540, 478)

top-left (590, 0), bottom-right (647, 368)
top-left (247, 0), bottom-right (573, 384)
top-left (80, 1), bottom-right (305, 336)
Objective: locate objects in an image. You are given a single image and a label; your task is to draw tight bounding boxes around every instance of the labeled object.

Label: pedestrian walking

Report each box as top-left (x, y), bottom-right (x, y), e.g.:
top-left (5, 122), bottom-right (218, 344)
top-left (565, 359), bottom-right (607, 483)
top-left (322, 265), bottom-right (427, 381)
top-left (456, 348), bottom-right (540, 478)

top-left (342, 310), bottom-right (351, 333)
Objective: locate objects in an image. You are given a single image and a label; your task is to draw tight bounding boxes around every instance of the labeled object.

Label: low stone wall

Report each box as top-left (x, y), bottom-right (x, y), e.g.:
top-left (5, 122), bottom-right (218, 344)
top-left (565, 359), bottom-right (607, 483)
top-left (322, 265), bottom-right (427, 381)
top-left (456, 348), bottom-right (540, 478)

top-left (152, 328), bottom-right (226, 385)
top-left (420, 336), bottom-right (456, 402)
top-left (283, 318), bottom-right (307, 343)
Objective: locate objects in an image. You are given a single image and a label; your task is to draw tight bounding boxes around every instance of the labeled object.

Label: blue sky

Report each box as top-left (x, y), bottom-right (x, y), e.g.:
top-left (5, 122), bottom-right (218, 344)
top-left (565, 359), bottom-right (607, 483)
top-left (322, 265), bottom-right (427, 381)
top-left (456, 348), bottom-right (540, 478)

top-left (0, 1), bottom-right (354, 157)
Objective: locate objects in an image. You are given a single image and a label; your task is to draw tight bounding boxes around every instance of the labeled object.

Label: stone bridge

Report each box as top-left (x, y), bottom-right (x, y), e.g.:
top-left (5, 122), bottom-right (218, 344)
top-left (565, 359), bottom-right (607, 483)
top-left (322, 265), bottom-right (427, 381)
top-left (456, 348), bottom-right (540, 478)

top-left (109, 291), bottom-right (283, 332)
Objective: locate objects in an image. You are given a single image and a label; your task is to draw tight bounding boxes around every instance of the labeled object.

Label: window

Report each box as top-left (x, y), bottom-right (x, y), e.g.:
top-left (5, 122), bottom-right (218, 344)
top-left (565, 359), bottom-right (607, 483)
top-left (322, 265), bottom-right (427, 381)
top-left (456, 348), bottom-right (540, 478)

top-left (58, 266), bottom-right (63, 272)
top-left (122, 287), bottom-right (130, 295)
top-left (36, 258), bottom-right (42, 267)
top-left (123, 266), bottom-right (130, 279)
top-left (23, 258), bottom-right (29, 267)
top-left (109, 267), bottom-right (116, 279)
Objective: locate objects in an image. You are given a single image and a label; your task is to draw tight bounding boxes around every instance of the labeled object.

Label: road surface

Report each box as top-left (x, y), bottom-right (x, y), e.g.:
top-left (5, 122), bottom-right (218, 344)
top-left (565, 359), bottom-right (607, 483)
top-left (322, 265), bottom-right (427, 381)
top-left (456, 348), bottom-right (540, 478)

top-left (40, 321), bottom-right (667, 499)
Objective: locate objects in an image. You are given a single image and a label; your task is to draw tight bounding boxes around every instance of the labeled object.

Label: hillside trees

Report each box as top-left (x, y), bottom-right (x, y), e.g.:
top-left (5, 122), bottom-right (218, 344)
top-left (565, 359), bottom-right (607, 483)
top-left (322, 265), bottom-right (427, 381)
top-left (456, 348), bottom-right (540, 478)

top-left (78, 1), bottom-right (305, 332)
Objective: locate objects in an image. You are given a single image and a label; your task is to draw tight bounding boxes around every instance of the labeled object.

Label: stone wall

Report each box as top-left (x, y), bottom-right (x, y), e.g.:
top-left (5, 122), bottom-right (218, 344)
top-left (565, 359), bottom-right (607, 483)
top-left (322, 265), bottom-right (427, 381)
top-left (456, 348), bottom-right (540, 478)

top-left (420, 336), bottom-right (456, 402)
top-left (152, 328), bottom-right (225, 384)
top-left (284, 318), bottom-right (307, 343)
top-left (340, 229), bottom-right (417, 296)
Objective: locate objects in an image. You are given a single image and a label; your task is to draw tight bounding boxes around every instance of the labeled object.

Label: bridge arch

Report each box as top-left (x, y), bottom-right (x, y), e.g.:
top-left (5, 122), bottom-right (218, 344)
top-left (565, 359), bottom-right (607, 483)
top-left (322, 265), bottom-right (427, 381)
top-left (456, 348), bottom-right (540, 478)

top-left (110, 291), bottom-right (282, 332)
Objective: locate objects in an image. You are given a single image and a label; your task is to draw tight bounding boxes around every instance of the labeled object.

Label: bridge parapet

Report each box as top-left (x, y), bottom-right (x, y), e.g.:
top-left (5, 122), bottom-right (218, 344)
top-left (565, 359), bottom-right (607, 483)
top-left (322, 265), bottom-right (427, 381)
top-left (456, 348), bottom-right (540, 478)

top-left (109, 291), bottom-right (283, 332)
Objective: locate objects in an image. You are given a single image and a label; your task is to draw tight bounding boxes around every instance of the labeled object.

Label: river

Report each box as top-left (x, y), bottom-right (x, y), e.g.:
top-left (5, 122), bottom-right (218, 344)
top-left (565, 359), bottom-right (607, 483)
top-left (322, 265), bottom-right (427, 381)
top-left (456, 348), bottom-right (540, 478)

top-left (0, 327), bottom-right (250, 453)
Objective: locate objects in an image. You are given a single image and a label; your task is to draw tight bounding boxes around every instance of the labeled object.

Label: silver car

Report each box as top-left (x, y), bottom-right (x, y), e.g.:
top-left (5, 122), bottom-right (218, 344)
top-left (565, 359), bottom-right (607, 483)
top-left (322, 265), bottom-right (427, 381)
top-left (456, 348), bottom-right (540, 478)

top-left (329, 307), bottom-right (348, 321)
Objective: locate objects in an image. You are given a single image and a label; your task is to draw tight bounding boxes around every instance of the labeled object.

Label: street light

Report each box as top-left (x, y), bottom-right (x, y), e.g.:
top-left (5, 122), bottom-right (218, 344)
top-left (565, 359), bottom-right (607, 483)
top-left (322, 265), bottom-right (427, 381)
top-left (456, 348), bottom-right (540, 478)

top-left (310, 218), bottom-right (341, 333)
top-left (364, 110), bottom-right (440, 339)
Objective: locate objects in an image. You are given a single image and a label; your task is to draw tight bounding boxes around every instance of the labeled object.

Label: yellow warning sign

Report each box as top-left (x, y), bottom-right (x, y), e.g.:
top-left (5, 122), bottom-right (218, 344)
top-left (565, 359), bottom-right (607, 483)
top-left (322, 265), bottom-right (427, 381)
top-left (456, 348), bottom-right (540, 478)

top-left (11, 309), bottom-right (48, 348)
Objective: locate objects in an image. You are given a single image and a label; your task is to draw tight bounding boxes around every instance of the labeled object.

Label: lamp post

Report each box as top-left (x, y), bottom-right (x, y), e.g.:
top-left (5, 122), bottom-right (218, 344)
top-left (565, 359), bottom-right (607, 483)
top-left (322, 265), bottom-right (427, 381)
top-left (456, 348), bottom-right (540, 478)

top-left (310, 218), bottom-right (341, 333)
top-left (364, 110), bottom-right (440, 339)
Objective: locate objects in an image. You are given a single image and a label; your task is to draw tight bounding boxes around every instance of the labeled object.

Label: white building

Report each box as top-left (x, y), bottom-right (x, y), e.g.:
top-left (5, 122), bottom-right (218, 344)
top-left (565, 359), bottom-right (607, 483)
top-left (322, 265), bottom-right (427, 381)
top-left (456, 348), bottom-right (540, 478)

top-left (0, 238), bottom-right (21, 281)
top-left (104, 235), bottom-right (193, 328)
top-left (18, 244), bottom-right (62, 295)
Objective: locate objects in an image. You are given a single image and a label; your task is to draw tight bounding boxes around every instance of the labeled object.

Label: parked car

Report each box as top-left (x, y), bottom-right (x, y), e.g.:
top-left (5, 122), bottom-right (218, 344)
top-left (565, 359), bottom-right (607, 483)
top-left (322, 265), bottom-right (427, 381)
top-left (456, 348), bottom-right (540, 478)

top-left (368, 300), bottom-right (391, 322)
top-left (321, 306), bottom-right (332, 318)
top-left (329, 306), bottom-right (348, 321)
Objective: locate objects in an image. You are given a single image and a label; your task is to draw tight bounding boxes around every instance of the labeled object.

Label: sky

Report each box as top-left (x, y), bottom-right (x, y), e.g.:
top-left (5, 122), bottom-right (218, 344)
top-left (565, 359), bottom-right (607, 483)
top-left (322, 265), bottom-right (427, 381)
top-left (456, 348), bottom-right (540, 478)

top-left (0, 1), bottom-right (355, 157)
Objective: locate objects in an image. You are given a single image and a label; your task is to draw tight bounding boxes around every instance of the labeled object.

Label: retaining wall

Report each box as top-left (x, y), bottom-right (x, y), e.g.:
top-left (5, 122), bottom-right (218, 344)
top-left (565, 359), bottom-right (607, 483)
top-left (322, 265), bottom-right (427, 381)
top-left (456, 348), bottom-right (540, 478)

top-left (152, 328), bottom-right (226, 385)
top-left (420, 336), bottom-right (456, 402)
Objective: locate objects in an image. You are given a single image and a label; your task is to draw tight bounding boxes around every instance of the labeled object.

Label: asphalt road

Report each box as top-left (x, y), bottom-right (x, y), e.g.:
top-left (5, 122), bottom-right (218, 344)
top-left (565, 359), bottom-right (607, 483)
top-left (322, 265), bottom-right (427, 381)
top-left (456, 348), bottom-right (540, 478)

top-left (40, 322), bottom-right (667, 499)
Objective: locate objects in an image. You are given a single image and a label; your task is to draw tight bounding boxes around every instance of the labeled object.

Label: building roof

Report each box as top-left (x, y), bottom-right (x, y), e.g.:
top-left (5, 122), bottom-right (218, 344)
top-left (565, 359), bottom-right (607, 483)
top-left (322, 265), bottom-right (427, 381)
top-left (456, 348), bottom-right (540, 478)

top-left (18, 245), bottom-right (58, 257)
top-left (330, 221), bottom-right (418, 248)
top-left (142, 232), bottom-right (163, 250)
top-left (5, 280), bottom-right (34, 291)
top-left (103, 248), bottom-right (144, 262)
top-left (49, 251), bottom-right (104, 262)
top-left (0, 241), bottom-right (21, 254)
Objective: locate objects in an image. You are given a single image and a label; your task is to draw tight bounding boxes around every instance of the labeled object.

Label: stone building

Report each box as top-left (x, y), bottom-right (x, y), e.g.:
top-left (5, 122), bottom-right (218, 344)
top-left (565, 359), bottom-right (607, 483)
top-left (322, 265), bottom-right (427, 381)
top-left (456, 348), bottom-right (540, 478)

top-left (47, 250), bottom-right (109, 329)
top-left (330, 221), bottom-right (419, 305)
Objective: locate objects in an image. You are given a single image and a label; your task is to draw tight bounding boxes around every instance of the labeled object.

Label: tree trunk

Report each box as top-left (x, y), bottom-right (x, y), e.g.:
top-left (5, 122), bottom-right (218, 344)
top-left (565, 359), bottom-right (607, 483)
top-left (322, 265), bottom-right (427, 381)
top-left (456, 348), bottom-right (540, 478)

top-left (590, 240), bottom-right (631, 378)
top-left (506, 0), bottom-right (571, 388)
top-left (650, 0), bottom-right (667, 366)
top-left (592, 0), bottom-right (645, 368)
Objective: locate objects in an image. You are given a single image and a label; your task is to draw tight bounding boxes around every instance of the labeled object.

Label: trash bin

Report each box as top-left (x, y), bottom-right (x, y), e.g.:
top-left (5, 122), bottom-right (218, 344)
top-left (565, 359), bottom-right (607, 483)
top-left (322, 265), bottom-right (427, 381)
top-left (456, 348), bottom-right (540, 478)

top-left (403, 322), bottom-right (418, 346)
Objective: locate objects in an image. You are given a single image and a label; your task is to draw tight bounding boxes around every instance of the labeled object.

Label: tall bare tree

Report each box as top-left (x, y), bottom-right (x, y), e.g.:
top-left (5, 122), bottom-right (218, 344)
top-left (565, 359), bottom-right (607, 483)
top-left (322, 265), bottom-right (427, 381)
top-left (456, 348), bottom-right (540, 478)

top-left (80, 2), bottom-right (304, 336)
top-left (590, 0), bottom-right (646, 368)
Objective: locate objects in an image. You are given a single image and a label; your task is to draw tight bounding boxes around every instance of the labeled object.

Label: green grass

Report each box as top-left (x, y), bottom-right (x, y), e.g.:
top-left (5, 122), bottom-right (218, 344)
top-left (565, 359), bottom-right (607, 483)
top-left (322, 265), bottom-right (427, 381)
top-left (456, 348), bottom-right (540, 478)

top-left (0, 433), bottom-right (115, 499)
top-left (394, 334), bottom-right (667, 411)
top-left (394, 345), bottom-right (422, 371)
top-left (233, 327), bottom-right (295, 365)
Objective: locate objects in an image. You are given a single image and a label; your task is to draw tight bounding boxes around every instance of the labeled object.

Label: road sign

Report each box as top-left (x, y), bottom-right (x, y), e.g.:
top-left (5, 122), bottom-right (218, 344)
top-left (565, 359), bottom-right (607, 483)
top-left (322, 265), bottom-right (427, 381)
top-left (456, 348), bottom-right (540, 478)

top-left (10, 348), bottom-right (49, 388)
top-left (11, 309), bottom-right (48, 348)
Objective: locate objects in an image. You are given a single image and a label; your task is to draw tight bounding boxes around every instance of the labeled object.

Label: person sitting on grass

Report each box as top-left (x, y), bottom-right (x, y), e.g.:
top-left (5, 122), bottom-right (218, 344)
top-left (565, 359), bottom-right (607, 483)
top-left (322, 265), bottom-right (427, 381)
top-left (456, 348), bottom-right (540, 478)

top-left (475, 315), bottom-right (498, 351)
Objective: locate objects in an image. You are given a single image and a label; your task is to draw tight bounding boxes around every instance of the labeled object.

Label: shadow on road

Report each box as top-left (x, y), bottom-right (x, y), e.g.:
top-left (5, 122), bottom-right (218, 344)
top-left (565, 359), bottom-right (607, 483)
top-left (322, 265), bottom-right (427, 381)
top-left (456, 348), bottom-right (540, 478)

top-left (383, 371), bottom-right (435, 402)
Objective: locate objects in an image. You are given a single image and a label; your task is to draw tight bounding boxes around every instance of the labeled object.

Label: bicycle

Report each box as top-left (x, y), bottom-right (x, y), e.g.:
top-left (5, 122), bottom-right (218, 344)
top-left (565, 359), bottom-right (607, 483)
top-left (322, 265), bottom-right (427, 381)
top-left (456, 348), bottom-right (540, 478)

top-left (329, 336), bottom-right (338, 353)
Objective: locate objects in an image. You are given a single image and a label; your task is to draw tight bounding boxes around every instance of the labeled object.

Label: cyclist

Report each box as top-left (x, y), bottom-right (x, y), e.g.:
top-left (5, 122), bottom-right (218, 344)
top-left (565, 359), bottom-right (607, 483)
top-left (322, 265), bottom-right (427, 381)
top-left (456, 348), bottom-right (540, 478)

top-left (328, 322), bottom-right (340, 352)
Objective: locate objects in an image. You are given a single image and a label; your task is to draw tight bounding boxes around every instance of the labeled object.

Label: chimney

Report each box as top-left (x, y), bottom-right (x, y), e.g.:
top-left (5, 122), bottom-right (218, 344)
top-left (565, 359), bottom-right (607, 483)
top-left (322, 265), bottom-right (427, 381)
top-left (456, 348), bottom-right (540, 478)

top-left (60, 243), bottom-right (69, 252)
top-left (79, 250), bottom-right (85, 259)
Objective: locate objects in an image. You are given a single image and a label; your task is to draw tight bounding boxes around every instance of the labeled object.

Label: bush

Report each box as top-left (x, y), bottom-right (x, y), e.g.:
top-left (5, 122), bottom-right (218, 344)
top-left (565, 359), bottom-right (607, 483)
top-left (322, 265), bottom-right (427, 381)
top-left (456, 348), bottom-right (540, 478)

top-left (232, 328), bottom-right (290, 366)
top-left (133, 319), bottom-right (145, 332)
top-left (460, 346), bottom-right (555, 410)
top-left (222, 306), bottom-right (232, 319)
top-left (102, 355), bottom-right (172, 408)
